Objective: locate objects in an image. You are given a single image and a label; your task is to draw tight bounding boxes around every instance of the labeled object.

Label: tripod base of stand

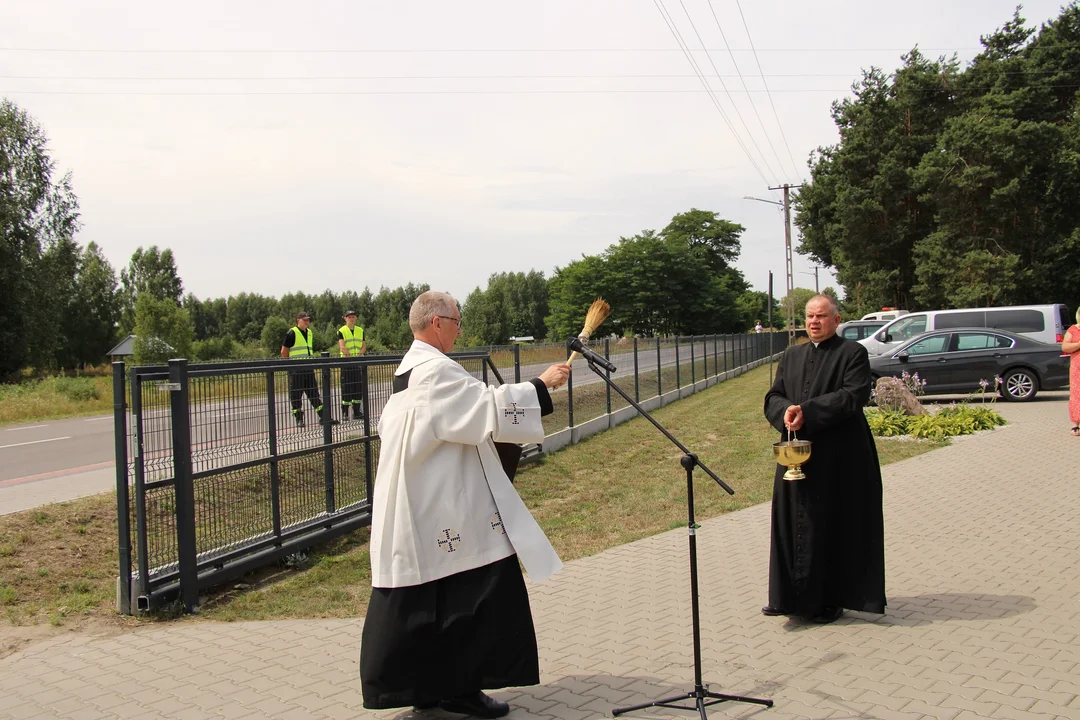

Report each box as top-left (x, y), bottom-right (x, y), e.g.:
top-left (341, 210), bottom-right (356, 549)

top-left (613, 684), bottom-right (773, 719)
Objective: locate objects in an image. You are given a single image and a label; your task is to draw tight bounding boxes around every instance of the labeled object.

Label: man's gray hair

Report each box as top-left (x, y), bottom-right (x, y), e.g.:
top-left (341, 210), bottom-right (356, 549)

top-left (807, 294), bottom-right (840, 316)
top-left (409, 290), bottom-right (458, 333)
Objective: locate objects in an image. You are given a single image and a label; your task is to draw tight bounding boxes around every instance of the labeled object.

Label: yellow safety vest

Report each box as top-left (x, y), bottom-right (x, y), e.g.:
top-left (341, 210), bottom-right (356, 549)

top-left (288, 327), bottom-right (313, 358)
top-left (339, 325), bottom-right (364, 356)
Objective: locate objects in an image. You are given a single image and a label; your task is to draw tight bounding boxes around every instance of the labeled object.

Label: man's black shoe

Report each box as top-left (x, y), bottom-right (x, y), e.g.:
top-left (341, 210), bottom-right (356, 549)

top-left (760, 605), bottom-right (787, 616)
top-left (412, 700), bottom-right (438, 711)
top-left (808, 606), bottom-right (844, 624)
top-left (294, 415), bottom-right (305, 428)
top-left (438, 691), bottom-right (510, 718)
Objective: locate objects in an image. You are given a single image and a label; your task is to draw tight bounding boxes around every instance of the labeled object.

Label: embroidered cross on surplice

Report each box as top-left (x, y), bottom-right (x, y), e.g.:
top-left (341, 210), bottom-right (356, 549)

top-left (503, 403), bottom-right (526, 425)
top-left (437, 528), bottom-right (462, 552)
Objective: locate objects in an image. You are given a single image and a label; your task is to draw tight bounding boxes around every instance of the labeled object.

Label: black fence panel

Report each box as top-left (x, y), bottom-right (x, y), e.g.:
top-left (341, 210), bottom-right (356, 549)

top-left (114, 336), bottom-right (787, 613)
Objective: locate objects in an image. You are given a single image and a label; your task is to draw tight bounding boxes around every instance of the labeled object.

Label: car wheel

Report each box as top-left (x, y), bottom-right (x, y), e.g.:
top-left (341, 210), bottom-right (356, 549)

top-left (1001, 368), bottom-right (1038, 402)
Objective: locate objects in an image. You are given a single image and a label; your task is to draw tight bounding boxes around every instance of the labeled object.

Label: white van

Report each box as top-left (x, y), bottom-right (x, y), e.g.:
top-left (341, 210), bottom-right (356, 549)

top-left (859, 304), bottom-right (1070, 356)
top-left (861, 309), bottom-right (909, 322)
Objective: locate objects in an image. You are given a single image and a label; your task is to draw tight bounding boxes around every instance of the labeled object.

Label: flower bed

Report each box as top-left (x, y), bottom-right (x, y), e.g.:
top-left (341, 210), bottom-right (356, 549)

top-left (865, 371), bottom-right (1007, 439)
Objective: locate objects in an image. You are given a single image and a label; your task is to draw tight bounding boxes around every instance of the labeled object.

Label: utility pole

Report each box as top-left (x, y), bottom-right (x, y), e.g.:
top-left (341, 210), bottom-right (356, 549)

top-left (769, 183), bottom-right (802, 342)
top-left (767, 271), bottom-right (774, 386)
top-left (800, 265), bottom-right (820, 293)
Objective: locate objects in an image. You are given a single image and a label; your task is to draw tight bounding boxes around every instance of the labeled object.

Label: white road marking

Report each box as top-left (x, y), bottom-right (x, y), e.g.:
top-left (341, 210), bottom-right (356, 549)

top-left (0, 436), bottom-right (71, 451)
top-left (4, 425), bottom-right (47, 432)
top-left (83, 416), bottom-right (112, 422)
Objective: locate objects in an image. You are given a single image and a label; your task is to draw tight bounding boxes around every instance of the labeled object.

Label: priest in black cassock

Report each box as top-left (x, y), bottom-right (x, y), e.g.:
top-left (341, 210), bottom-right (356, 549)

top-left (359, 291), bottom-right (571, 718)
top-left (762, 295), bottom-right (886, 624)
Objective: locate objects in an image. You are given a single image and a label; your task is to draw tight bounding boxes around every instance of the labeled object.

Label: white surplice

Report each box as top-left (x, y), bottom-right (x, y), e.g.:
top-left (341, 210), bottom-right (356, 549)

top-left (369, 340), bottom-right (563, 588)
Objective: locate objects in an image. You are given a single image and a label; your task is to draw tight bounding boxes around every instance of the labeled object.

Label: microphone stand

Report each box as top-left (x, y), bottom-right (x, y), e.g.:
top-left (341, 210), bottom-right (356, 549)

top-left (574, 351), bottom-right (773, 719)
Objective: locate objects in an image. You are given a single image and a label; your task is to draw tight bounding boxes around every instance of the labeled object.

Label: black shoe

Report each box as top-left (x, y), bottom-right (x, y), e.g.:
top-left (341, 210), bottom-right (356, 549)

top-left (412, 700), bottom-right (438, 711)
top-left (294, 414), bottom-right (305, 428)
top-left (808, 606), bottom-right (844, 624)
top-left (438, 691), bottom-right (510, 719)
top-left (353, 408), bottom-right (365, 421)
top-left (761, 605), bottom-right (787, 616)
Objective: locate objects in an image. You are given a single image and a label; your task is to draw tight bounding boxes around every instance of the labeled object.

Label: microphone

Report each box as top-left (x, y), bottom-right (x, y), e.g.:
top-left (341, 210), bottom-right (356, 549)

top-left (568, 337), bottom-right (617, 372)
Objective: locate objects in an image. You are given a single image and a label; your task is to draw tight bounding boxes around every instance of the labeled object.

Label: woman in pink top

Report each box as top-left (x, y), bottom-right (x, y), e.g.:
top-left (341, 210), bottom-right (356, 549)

top-left (1061, 307), bottom-right (1080, 436)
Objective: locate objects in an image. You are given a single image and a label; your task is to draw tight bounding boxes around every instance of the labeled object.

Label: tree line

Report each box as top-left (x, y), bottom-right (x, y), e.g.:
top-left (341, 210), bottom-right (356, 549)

top-left (796, 4), bottom-right (1080, 315)
top-left (2, 97), bottom-right (812, 378)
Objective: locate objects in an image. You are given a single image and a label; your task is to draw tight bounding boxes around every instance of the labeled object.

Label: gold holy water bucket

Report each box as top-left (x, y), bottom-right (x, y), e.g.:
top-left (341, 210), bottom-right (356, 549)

top-left (773, 431), bottom-right (812, 481)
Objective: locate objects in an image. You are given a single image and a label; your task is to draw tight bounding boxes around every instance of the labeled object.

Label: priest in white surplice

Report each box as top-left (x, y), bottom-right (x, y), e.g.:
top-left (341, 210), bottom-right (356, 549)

top-left (360, 290), bottom-right (571, 718)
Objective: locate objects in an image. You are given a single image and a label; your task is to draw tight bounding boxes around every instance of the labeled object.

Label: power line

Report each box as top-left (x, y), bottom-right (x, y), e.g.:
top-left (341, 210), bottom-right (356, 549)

top-left (0, 46), bottom-right (999, 54)
top-left (730, 0), bottom-right (802, 179)
top-left (673, 0), bottom-right (782, 184)
top-left (0, 72), bottom-right (985, 81)
top-left (650, 0), bottom-right (772, 185)
top-left (704, 0), bottom-right (795, 181)
top-left (2, 85), bottom-right (1074, 96)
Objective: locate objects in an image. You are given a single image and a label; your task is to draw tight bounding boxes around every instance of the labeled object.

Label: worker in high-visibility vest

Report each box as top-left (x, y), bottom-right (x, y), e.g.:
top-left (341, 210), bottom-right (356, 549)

top-left (280, 311), bottom-right (327, 427)
top-left (337, 310), bottom-right (367, 421)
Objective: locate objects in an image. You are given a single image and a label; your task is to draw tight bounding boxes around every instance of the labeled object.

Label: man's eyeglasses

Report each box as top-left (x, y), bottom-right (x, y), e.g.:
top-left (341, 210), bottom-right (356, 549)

top-left (438, 315), bottom-right (462, 328)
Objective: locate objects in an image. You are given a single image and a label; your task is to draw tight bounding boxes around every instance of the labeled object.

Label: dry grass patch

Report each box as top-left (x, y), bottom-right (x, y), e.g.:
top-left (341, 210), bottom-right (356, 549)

top-left (0, 376), bottom-right (113, 426)
top-left (0, 364), bottom-right (945, 635)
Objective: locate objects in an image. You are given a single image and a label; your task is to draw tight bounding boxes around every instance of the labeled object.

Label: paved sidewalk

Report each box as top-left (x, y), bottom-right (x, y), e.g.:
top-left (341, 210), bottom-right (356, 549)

top-left (0, 465), bottom-right (115, 517)
top-left (1, 395), bottom-right (1078, 719)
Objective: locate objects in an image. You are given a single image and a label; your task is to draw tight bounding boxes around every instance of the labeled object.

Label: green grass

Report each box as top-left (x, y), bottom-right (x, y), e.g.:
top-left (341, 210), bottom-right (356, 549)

top-left (195, 364), bottom-right (943, 622)
top-left (0, 364), bottom-right (945, 629)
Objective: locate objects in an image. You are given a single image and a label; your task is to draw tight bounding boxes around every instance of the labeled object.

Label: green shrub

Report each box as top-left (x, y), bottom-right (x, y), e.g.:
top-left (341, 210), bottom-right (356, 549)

top-left (866, 408), bottom-right (909, 436)
top-left (52, 376), bottom-right (99, 402)
top-left (865, 404), bottom-right (1006, 438)
top-left (192, 337), bottom-right (236, 362)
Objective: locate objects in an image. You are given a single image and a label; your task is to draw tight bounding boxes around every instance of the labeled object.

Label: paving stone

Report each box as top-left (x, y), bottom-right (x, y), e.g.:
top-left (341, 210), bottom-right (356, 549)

top-left (2, 396), bottom-right (1079, 720)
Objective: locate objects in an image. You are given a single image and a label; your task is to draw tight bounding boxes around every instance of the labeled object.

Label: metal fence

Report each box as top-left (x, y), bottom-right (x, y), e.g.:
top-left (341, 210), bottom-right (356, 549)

top-left (113, 332), bottom-right (791, 614)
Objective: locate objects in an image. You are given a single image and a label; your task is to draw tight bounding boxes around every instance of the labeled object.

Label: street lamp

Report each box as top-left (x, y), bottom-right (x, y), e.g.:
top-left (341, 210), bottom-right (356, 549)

top-left (742, 195), bottom-right (783, 207)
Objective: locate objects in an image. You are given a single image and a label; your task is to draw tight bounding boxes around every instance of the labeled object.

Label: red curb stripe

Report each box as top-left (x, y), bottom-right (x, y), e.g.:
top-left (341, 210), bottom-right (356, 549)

top-left (0, 461), bottom-right (115, 488)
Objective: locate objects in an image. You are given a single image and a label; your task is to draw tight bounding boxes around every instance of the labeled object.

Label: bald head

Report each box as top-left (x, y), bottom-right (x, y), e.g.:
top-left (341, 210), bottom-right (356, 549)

top-left (807, 294), bottom-right (839, 316)
top-left (805, 295), bottom-right (841, 343)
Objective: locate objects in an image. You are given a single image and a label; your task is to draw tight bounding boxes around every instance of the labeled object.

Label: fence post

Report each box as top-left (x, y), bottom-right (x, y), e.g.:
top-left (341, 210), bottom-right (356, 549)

top-left (513, 344), bottom-right (521, 384)
top-left (321, 352), bottom-right (335, 516)
top-left (168, 358), bottom-right (198, 614)
top-left (604, 338), bottom-right (612, 415)
top-left (675, 337), bottom-right (681, 389)
top-left (113, 362), bottom-right (131, 615)
top-left (633, 337), bottom-right (639, 402)
top-left (690, 336), bottom-right (696, 385)
top-left (566, 341), bottom-right (574, 428)
top-left (131, 368), bottom-right (150, 607)
top-left (656, 337), bottom-right (662, 396)
top-left (362, 364), bottom-right (374, 505)
top-left (266, 370), bottom-right (282, 541)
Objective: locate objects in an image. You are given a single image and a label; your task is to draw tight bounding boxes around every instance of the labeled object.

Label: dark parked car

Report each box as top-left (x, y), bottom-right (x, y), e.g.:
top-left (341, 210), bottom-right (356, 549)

top-left (867, 327), bottom-right (1069, 401)
top-left (838, 320), bottom-right (886, 341)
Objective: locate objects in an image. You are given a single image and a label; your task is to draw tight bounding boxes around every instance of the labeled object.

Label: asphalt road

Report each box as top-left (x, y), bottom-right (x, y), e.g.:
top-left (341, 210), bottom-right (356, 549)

top-left (1, 337), bottom-right (764, 486)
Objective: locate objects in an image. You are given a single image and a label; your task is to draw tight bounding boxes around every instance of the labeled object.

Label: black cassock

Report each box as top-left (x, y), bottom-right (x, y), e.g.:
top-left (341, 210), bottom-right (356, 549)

top-left (763, 333), bottom-right (886, 617)
top-left (359, 372), bottom-right (551, 710)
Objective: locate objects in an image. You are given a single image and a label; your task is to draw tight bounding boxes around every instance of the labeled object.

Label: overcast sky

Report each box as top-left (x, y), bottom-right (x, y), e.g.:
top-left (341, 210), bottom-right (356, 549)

top-left (0, 0), bottom-right (1066, 308)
